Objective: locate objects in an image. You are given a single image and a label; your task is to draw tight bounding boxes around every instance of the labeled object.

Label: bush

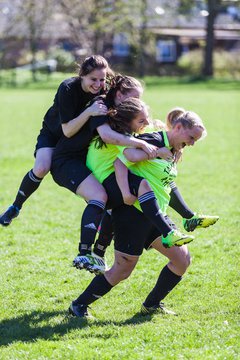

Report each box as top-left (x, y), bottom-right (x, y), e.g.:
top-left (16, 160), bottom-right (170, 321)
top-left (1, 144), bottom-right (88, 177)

top-left (214, 50), bottom-right (240, 79)
top-left (48, 47), bottom-right (76, 73)
top-left (177, 49), bottom-right (240, 79)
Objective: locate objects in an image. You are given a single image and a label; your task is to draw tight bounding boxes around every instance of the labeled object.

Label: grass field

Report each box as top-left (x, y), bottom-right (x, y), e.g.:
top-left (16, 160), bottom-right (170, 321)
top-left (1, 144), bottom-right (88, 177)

top-left (0, 76), bottom-right (239, 359)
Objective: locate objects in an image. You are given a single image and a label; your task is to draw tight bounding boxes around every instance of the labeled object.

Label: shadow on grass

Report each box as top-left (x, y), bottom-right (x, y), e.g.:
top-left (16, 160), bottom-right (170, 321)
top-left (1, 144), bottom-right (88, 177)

top-left (0, 310), bottom-right (152, 346)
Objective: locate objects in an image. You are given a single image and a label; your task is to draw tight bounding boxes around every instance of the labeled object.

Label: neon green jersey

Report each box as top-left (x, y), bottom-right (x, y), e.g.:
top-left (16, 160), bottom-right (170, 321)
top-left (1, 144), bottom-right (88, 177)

top-left (86, 138), bottom-right (120, 184)
top-left (118, 131), bottom-right (177, 214)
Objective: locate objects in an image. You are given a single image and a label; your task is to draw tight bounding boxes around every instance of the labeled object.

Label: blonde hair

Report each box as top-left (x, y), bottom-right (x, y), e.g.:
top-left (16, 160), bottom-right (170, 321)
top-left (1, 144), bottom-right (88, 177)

top-left (166, 107), bottom-right (207, 139)
top-left (151, 119), bottom-right (167, 131)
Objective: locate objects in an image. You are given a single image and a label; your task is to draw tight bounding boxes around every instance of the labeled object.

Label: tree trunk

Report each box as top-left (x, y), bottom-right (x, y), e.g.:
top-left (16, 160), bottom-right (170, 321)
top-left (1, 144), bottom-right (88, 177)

top-left (30, 38), bottom-right (38, 82)
top-left (138, 0), bottom-right (148, 78)
top-left (202, 0), bottom-right (218, 77)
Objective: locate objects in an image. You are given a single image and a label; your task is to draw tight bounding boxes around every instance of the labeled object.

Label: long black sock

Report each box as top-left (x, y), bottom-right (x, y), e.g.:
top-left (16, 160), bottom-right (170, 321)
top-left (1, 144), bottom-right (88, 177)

top-left (143, 265), bottom-right (182, 307)
top-left (79, 200), bottom-right (105, 255)
top-left (169, 182), bottom-right (194, 219)
top-left (74, 275), bottom-right (113, 305)
top-left (13, 169), bottom-right (42, 210)
top-left (93, 210), bottom-right (113, 257)
top-left (139, 191), bottom-right (172, 237)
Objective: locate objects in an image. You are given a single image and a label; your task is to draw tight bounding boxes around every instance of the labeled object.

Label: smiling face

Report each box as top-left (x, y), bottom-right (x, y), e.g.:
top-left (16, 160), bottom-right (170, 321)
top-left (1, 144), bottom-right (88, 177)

top-left (81, 68), bottom-right (107, 94)
top-left (171, 123), bottom-right (204, 151)
top-left (129, 106), bottom-right (150, 134)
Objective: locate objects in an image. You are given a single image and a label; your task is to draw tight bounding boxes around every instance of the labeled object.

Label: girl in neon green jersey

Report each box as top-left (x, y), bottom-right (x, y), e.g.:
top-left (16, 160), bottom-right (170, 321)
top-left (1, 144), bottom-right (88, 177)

top-left (69, 100), bottom-right (218, 318)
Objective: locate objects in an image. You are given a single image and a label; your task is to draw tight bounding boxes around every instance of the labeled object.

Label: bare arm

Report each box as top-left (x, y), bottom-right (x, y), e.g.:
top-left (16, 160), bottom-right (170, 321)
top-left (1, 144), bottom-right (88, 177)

top-left (97, 123), bottom-right (158, 159)
top-left (114, 158), bottom-right (137, 205)
top-left (123, 147), bottom-right (171, 163)
top-left (62, 100), bottom-right (108, 138)
top-left (123, 148), bottom-right (149, 162)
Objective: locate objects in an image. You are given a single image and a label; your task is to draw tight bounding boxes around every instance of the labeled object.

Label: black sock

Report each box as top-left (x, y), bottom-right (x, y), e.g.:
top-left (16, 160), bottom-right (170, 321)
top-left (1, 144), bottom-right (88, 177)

top-left (79, 200), bottom-right (105, 255)
top-left (169, 182), bottom-right (194, 219)
top-left (139, 191), bottom-right (172, 237)
top-left (13, 169), bottom-right (42, 210)
top-left (74, 275), bottom-right (113, 306)
top-left (93, 210), bottom-right (113, 258)
top-left (143, 265), bottom-right (182, 307)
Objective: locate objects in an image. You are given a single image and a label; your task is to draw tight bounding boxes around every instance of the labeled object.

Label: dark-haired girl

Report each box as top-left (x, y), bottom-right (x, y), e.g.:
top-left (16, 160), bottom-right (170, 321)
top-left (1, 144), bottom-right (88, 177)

top-left (0, 55), bottom-right (112, 226)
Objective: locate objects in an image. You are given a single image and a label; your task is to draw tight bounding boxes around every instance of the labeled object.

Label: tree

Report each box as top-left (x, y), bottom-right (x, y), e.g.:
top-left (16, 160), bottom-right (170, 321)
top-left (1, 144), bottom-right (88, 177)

top-left (8, 0), bottom-right (57, 81)
top-left (202, 0), bottom-right (220, 77)
top-left (179, 0), bottom-right (240, 78)
top-left (58, 0), bottom-right (142, 59)
top-left (138, 0), bottom-right (148, 78)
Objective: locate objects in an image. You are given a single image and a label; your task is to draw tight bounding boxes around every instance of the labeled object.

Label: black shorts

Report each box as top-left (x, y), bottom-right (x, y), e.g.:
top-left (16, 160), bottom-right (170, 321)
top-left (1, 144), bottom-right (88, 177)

top-left (34, 127), bottom-right (60, 156)
top-left (112, 205), bottom-right (176, 256)
top-left (51, 158), bottom-right (92, 194)
top-left (103, 171), bottom-right (143, 209)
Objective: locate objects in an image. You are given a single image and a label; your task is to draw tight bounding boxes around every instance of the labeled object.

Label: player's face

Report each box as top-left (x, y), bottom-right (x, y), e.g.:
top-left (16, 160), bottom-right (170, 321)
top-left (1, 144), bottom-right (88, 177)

top-left (114, 87), bottom-right (143, 106)
top-left (130, 107), bottom-right (149, 134)
top-left (173, 124), bottom-right (203, 151)
top-left (81, 68), bottom-right (107, 94)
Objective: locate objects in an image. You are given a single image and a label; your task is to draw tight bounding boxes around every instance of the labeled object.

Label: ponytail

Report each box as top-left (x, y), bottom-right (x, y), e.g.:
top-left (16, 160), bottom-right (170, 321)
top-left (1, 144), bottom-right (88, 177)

top-left (166, 107), bottom-right (207, 139)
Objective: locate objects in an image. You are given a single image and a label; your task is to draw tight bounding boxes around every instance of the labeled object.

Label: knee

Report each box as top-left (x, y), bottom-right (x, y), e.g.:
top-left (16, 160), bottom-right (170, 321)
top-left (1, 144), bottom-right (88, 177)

top-left (105, 268), bottom-right (132, 286)
top-left (106, 259), bottom-right (136, 285)
top-left (140, 179), bottom-right (152, 193)
top-left (179, 252), bottom-right (192, 274)
top-left (33, 163), bottom-right (50, 178)
top-left (94, 188), bottom-right (108, 203)
top-left (100, 190), bottom-right (108, 203)
top-left (119, 267), bottom-right (134, 281)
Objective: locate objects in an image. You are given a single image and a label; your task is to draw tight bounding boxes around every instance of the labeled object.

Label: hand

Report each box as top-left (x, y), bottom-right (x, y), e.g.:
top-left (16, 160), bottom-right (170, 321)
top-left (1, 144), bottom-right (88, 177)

top-left (122, 192), bottom-right (137, 206)
top-left (174, 149), bottom-right (183, 163)
top-left (88, 100), bottom-right (108, 117)
top-left (139, 140), bottom-right (158, 159)
top-left (156, 147), bottom-right (174, 161)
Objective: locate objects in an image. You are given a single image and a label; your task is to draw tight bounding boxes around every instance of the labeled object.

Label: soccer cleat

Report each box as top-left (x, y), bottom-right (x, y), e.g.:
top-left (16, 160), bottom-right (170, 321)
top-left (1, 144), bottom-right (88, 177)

top-left (141, 302), bottom-right (177, 316)
top-left (0, 205), bottom-right (20, 226)
top-left (183, 214), bottom-right (219, 232)
top-left (69, 302), bottom-right (92, 318)
top-left (73, 253), bottom-right (107, 275)
top-left (162, 229), bottom-right (194, 248)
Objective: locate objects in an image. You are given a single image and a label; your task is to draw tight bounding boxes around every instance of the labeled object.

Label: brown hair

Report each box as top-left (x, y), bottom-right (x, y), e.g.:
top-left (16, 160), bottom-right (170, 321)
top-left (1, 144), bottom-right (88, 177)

top-left (77, 55), bottom-right (114, 88)
top-left (95, 97), bottom-right (147, 148)
top-left (108, 97), bottom-right (147, 134)
top-left (106, 74), bottom-right (143, 105)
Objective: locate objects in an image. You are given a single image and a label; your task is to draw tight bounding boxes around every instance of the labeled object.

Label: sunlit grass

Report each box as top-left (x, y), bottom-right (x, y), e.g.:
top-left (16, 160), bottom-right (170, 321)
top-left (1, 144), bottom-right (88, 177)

top-left (0, 78), bottom-right (239, 359)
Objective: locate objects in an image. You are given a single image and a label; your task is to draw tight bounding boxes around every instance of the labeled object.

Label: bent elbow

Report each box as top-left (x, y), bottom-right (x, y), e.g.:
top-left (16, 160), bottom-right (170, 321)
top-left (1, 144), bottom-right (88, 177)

top-left (63, 132), bottom-right (71, 138)
top-left (100, 133), bottom-right (111, 144)
top-left (62, 125), bottom-right (71, 138)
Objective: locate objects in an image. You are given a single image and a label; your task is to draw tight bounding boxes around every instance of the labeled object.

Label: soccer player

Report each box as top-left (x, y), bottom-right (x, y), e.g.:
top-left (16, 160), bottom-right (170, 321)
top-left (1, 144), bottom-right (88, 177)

top-left (68, 104), bottom-right (219, 318)
top-left (73, 97), bottom-right (194, 275)
top-left (74, 99), bottom-right (218, 274)
top-left (50, 83), bottom-right (159, 271)
top-left (0, 55), bottom-right (112, 226)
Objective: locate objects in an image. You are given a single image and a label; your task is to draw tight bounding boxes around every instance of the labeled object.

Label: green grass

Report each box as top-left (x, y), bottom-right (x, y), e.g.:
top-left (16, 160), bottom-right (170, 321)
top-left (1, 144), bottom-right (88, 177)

top-left (0, 77), bottom-right (239, 359)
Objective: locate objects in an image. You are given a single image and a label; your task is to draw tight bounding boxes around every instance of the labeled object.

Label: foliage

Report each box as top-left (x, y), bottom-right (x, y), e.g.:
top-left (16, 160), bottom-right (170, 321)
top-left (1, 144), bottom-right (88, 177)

top-left (47, 48), bottom-right (76, 73)
top-left (0, 78), bottom-right (239, 359)
top-left (177, 49), bottom-right (240, 79)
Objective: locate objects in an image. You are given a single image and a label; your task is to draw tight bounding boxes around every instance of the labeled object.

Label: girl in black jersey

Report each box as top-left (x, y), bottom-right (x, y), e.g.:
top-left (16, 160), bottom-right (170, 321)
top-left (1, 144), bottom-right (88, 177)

top-left (0, 55), bottom-right (112, 226)
top-left (50, 78), bottom-right (162, 272)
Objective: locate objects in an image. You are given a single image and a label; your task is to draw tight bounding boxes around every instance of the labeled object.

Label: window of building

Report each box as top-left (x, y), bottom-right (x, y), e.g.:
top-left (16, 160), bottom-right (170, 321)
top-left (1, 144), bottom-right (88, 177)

top-left (156, 40), bottom-right (177, 62)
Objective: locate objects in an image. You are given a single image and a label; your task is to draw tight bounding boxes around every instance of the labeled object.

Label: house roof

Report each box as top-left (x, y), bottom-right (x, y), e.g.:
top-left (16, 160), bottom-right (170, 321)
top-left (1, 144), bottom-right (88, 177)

top-left (151, 27), bottom-right (240, 41)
